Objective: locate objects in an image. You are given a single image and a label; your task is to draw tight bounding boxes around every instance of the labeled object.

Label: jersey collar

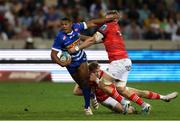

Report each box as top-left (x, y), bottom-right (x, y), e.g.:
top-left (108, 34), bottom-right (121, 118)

top-left (67, 31), bottom-right (73, 35)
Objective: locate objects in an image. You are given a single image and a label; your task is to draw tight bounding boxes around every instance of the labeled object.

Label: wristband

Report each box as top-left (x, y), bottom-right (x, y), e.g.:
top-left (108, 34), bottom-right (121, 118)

top-left (74, 46), bottom-right (80, 52)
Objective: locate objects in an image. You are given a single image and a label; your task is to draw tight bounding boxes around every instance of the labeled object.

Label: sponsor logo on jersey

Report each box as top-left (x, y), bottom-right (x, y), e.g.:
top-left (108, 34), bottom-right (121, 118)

top-left (100, 25), bottom-right (107, 31)
top-left (74, 28), bottom-right (78, 32)
top-left (67, 39), bottom-right (80, 49)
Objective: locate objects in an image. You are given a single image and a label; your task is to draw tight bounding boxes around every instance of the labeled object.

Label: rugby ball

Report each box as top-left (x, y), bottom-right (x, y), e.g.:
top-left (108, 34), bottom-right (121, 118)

top-left (57, 51), bottom-right (71, 62)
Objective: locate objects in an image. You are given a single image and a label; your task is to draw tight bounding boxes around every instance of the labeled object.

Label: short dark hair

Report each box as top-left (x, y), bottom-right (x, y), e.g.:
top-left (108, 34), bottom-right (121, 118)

top-left (88, 61), bottom-right (99, 72)
top-left (61, 17), bottom-right (72, 22)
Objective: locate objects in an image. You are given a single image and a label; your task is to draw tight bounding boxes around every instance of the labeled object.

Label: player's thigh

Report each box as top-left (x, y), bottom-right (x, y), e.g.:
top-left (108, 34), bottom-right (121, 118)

top-left (70, 71), bottom-right (86, 88)
top-left (101, 97), bottom-right (120, 111)
top-left (70, 71), bottom-right (79, 82)
top-left (106, 58), bottom-right (132, 82)
top-left (115, 71), bottom-right (130, 87)
top-left (127, 87), bottom-right (140, 94)
top-left (78, 62), bottom-right (89, 80)
top-left (100, 72), bottom-right (114, 86)
top-left (127, 87), bottom-right (148, 97)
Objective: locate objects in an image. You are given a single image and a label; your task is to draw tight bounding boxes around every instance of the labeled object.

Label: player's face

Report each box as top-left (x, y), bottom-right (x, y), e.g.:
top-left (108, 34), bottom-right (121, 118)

top-left (91, 66), bottom-right (101, 78)
top-left (61, 20), bottom-right (72, 33)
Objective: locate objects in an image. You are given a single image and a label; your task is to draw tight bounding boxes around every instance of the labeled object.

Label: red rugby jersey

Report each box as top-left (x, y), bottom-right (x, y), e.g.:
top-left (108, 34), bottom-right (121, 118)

top-left (98, 21), bottom-right (128, 62)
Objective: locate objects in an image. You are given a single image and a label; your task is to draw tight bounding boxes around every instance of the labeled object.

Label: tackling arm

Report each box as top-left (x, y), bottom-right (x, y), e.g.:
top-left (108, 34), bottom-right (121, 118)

top-left (79, 31), bottom-right (105, 49)
top-left (79, 35), bottom-right (91, 41)
top-left (86, 14), bottom-right (119, 28)
top-left (68, 32), bottom-right (104, 53)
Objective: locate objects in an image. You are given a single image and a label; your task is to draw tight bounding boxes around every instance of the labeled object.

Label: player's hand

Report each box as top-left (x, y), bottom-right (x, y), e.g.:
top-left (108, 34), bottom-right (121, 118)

top-left (60, 58), bottom-right (71, 67)
top-left (68, 47), bottom-right (76, 54)
top-left (90, 73), bottom-right (97, 82)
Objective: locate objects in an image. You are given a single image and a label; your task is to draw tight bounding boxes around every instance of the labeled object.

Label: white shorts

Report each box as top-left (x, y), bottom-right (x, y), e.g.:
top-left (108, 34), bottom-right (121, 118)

top-left (101, 97), bottom-right (119, 109)
top-left (104, 58), bottom-right (132, 87)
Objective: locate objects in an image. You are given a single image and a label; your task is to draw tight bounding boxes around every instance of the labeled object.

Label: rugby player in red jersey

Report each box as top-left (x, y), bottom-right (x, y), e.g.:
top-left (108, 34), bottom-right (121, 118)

top-left (73, 62), bottom-right (178, 113)
top-left (73, 62), bottom-right (136, 114)
top-left (68, 10), bottom-right (178, 114)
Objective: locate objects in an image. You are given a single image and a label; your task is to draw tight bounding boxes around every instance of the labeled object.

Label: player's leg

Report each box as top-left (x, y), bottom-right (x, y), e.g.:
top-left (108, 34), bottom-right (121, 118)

top-left (77, 62), bottom-right (93, 115)
top-left (90, 87), bottom-right (99, 110)
top-left (98, 74), bottom-right (130, 114)
top-left (101, 97), bottom-right (135, 114)
top-left (73, 83), bottom-right (99, 109)
top-left (68, 63), bottom-right (92, 115)
top-left (107, 59), bottom-right (151, 114)
top-left (115, 80), bottom-right (150, 114)
top-left (101, 97), bottom-right (123, 113)
top-left (127, 87), bottom-right (178, 102)
top-left (99, 78), bottom-right (127, 106)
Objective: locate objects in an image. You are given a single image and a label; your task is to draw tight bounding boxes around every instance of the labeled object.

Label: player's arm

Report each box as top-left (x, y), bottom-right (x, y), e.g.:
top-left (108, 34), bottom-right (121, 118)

top-left (79, 35), bottom-right (91, 41)
top-left (68, 36), bottom-right (95, 53)
top-left (51, 33), bottom-right (72, 67)
top-left (51, 49), bottom-right (71, 67)
top-left (86, 15), bottom-right (118, 28)
top-left (68, 32), bottom-right (104, 53)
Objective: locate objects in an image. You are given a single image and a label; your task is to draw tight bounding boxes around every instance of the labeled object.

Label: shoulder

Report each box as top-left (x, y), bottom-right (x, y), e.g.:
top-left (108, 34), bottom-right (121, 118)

top-left (99, 24), bottom-right (108, 30)
top-left (99, 24), bottom-right (108, 33)
top-left (55, 31), bottom-right (65, 39)
top-left (54, 31), bottom-right (67, 42)
top-left (72, 23), bottom-right (79, 31)
top-left (73, 22), bottom-right (87, 31)
top-left (72, 23), bottom-right (80, 28)
top-left (100, 22), bottom-right (118, 30)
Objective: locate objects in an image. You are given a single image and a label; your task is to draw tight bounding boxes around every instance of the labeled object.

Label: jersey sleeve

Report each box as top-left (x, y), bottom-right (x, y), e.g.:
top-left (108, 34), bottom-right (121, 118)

top-left (73, 22), bottom-right (88, 32)
top-left (98, 24), bottom-right (108, 35)
top-left (51, 33), bottom-right (63, 51)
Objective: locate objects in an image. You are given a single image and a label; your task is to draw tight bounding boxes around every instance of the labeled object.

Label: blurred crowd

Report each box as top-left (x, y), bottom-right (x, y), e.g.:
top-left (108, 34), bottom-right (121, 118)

top-left (0, 0), bottom-right (179, 42)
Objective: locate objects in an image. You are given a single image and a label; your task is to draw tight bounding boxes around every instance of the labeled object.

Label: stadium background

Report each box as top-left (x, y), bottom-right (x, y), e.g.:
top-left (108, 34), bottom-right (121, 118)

top-left (0, 0), bottom-right (179, 120)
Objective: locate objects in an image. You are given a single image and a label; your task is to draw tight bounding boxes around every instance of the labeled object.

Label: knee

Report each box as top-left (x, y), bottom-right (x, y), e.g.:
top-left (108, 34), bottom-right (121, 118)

top-left (80, 75), bottom-right (90, 87)
top-left (116, 86), bottom-right (126, 93)
top-left (84, 75), bottom-right (90, 83)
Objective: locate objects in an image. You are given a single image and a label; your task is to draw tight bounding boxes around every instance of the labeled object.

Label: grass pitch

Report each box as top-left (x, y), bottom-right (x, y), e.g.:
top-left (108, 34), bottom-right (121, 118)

top-left (0, 82), bottom-right (179, 120)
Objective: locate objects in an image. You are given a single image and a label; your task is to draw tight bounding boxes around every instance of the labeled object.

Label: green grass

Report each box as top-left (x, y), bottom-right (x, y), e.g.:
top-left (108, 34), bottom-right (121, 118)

top-left (0, 82), bottom-right (179, 120)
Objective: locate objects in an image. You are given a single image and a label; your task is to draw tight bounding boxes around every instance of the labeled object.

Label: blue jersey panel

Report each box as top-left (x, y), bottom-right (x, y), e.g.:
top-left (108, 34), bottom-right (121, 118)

top-left (52, 22), bottom-right (87, 67)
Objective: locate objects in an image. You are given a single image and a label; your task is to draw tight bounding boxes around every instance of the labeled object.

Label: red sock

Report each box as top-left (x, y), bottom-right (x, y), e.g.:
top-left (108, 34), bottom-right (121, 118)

top-left (148, 91), bottom-right (160, 99)
top-left (110, 88), bottom-right (123, 103)
top-left (130, 93), bottom-right (144, 106)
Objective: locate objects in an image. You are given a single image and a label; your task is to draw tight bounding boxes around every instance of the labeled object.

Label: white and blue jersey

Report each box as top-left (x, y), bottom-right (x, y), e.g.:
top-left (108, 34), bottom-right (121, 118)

top-left (52, 22), bottom-right (88, 74)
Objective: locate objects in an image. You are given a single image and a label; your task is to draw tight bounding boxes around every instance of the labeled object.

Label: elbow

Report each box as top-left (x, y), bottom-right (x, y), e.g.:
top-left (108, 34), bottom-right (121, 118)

top-left (50, 51), bottom-right (55, 61)
top-left (87, 21), bottom-right (97, 28)
top-left (51, 50), bottom-right (58, 63)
